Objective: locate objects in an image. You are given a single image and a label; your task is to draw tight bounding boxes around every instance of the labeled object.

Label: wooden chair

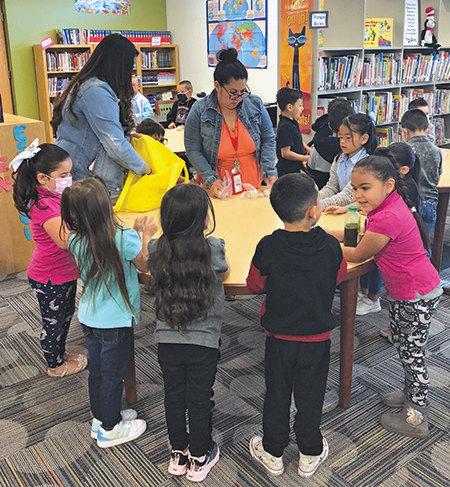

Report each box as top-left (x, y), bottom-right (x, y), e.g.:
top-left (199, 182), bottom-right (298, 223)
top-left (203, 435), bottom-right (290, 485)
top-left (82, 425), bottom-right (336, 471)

top-left (155, 99), bottom-right (175, 116)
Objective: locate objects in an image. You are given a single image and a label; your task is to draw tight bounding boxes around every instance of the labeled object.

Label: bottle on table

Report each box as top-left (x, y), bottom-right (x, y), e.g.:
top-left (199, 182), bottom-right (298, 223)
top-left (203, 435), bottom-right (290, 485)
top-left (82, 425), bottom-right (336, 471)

top-left (344, 205), bottom-right (360, 247)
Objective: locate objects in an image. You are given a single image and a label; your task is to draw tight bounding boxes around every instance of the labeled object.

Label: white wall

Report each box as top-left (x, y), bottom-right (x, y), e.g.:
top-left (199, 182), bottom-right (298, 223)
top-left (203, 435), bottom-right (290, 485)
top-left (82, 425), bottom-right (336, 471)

top-left (166, 0), bottom-right (279, 104)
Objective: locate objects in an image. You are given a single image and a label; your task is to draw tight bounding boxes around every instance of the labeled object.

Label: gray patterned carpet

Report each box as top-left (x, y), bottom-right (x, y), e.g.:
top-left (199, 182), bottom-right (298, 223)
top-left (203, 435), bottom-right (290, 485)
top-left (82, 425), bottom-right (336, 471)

top-left (1, 266), bottom-right (450, 486)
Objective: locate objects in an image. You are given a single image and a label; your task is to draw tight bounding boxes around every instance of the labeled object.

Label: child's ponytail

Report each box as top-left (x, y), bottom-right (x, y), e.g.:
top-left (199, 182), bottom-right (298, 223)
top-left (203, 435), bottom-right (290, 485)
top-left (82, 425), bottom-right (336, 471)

top-left (12, 144), bottom-right (70, 216)
top-left (356, 148), bottom-right (430, 250)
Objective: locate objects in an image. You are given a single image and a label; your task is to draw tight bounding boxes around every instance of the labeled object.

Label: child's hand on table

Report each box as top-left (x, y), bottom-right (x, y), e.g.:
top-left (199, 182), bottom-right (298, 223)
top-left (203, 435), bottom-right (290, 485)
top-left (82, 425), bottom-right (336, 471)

top-left (324, 205), bottom-right (348, 215)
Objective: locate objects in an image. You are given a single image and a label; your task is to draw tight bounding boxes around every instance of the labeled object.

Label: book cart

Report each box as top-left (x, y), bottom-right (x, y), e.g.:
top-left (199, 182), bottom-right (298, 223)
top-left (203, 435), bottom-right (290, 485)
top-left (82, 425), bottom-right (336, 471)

top-left (312, 0), bottom-right (450, 147)
top-left (33, 42), bottom-right (179, 142)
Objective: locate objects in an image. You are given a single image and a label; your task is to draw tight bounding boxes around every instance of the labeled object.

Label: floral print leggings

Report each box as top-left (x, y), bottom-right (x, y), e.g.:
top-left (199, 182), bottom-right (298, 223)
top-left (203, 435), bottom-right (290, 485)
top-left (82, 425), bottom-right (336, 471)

top-left (389, 295), bottom-right (440, 407)
top-left (29, 278), bottom-right (77, 369)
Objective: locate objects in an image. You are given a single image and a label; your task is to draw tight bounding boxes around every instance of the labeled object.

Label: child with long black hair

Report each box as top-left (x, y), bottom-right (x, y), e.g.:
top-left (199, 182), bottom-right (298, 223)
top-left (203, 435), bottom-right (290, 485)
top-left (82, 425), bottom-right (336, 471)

top-left (11, 141), bottom-right (86, 377)
top-left (148, 184), bottom-right (230, 482)
top-left (61, 178), bottom-right (157, 447)
top-left (331, 149), bottom-right (441, 438)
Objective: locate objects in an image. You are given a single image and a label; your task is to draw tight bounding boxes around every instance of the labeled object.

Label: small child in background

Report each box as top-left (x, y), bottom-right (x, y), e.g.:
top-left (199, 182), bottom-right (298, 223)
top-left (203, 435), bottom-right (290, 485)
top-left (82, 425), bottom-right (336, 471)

top-left (136, 118), bottom-right (167, 144)
top-left (320, 113), bottom-right (378, 211)
top-left (409, 98), bottom-right (435, 143)
top-left (167, 80), bottom-right (197, 129)
top-left (131, 76), bottom-right (154, 125)
top-left (148, 184), bottom-right (230, 482)
top-left (11, 142), bottom-right (87, 377)
top-left (61, 178), bottom-right (157, 448)
top-left (401, 109), bottom-right (442, 234)
top-left (335, 151), bottom-right (441, 438)
top-left (307, 99), bottom-right (355, 189)
top-left (275, 87), bottom-right (310, 177)
top-left (247, 173), bottom-right (346, 478)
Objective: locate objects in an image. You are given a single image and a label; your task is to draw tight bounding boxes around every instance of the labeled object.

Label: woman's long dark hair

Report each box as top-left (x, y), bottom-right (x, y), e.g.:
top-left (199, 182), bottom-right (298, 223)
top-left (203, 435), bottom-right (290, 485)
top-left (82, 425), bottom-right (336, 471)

top-left (60, 177), bottom-right (134, 311)
top-left (51, 34), bottom-right (138, 135)
top-left (148, 184), bottom-right (217, 332)
top-left (354, 148), bottom-right (430, 249)
top-left (12, 143), bottom-right (70, 217)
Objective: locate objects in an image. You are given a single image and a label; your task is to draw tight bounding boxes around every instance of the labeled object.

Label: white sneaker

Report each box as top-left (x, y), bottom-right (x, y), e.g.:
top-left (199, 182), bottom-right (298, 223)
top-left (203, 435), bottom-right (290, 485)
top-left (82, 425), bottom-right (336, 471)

top-left (356, 295), bottom-right (381, 315)
top-left (97, 419), bottom-right (147, 448)
top-left (298, 437), bottom-right (329, 478)
top-left (249, 435), bottom-right (284, 476)
top-left (91, 409), bottom-right (138, 438)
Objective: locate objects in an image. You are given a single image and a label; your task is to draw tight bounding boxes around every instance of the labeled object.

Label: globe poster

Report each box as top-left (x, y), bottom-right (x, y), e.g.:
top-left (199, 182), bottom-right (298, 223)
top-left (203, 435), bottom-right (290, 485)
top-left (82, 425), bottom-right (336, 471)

top-left (206, 0), bottom-right (268, 69)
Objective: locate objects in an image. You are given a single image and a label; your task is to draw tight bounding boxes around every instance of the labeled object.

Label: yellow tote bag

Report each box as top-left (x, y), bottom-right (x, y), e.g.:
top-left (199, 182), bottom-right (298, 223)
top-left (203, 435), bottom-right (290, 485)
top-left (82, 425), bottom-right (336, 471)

top-left (114, 134), bottom-right (188, 212)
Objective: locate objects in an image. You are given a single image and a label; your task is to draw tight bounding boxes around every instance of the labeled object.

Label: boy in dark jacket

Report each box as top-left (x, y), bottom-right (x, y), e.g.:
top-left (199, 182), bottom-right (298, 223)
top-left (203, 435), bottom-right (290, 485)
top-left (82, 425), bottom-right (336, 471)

top-left (247, 173), bottom-right (346, 478)
top-left (167, 80), bottom-right (196, 129)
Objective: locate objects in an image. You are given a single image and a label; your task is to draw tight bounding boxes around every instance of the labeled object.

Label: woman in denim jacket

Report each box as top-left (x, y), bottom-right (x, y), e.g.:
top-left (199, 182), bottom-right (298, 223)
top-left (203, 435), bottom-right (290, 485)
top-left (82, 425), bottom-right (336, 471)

top-left (184, 48), bottom-right (277, 197)
top-left (51, 34), bottom-right (149, 195)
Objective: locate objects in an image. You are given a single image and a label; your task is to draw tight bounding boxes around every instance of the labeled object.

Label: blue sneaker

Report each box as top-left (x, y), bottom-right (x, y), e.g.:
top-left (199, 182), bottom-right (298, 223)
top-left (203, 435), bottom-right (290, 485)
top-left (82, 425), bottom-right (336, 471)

top-left (97, 419), bottom-right (146, 448)
top-left (91, 409), bottom-right (138, 438)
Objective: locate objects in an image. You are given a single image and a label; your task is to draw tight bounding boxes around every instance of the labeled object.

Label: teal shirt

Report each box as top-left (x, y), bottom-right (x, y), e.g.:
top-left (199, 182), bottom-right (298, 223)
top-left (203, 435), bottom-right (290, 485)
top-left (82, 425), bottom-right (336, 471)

top-left (69, 228), bottom-right (142, 328)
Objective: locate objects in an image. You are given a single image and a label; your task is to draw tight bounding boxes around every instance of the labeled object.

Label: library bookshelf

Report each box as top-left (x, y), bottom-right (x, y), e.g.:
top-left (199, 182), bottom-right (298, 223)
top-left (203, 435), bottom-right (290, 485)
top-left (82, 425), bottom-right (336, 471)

top-left (33, 43), bottom-right (179, 142)
top-left (312, 0), bottom-right (450, 147)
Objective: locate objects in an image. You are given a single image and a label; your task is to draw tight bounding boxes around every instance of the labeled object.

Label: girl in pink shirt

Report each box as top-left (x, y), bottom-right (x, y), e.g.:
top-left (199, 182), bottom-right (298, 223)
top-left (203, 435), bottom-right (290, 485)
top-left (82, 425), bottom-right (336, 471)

top-left (333, 148), bottom-right (441, 439)
top-left (11, 142), bottom-right (86, 377)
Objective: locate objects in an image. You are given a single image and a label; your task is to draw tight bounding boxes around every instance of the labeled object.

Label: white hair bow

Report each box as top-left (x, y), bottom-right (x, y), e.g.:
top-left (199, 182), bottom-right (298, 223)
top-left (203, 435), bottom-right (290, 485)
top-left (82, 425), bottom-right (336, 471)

top-left (9, 138), bottom-right (41, 172)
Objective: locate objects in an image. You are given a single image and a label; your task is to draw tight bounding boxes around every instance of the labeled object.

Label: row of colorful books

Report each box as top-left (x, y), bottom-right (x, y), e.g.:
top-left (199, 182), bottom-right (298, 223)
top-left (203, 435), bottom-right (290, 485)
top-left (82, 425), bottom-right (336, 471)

top-left (55, 29), bottom-right (172, 45)
top-left (48, 77), bottom-right (70, 96)
top-left (318, 50), bottom-right (450, 91)
top-left (55, 29), bottom-right (89, 45)
top-left (141, 73), bottom-right (176, 86)
top-left (46, 51), bottom-right (90, 72)
top-left (141, 51), bottom-right (173, 69)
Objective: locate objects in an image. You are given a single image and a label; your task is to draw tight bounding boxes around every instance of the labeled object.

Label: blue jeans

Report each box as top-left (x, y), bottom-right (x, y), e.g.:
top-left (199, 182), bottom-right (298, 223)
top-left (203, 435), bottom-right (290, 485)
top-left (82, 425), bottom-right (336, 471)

top-left (419, 198), bottom-right (437, 235)
top-left (82, 324), bottom-right (132, 430)
top-left (359, 268), bottom-right (382, 296)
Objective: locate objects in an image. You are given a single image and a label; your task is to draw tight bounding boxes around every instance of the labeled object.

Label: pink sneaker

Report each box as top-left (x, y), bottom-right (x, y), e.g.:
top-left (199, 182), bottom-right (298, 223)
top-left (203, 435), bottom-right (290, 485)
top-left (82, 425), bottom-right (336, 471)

top-left (186, 441), bottom-right (220, 482)
top-left (168, 447), bottom-right (189, 476)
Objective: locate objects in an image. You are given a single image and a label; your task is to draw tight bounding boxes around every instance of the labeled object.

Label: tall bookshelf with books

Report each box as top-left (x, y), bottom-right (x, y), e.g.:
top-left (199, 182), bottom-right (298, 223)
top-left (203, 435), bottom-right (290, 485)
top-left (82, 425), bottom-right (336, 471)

top-left (34, 42), bottom-right (179, 142)
top-left (33, 44), bottom-right (93, 142)
top-left (313, 0), bottom-right (450, 147)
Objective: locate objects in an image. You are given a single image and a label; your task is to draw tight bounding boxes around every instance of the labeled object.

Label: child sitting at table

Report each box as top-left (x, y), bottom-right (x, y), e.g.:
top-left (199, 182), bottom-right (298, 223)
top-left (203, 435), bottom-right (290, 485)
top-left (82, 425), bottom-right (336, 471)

top-left (131, 76), bottom-right (154, 125)
top-left (401, 109), bottom-right (442, 234)
top-left (167, 80), bottom-right (197, 129)
top-left (247, 173), bottom-right (347, 478)
top-left (275, 87), bottom-right (310, 177)
top-left (136, 118), bottom-right (167, 144)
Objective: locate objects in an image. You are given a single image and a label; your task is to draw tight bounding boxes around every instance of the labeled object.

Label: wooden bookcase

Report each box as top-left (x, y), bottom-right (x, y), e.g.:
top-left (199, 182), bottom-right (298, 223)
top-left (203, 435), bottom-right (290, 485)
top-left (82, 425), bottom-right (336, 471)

top-left (312, 0), bottom-right (450, 146)
top-left (33, 43), bottom-right (179, 142)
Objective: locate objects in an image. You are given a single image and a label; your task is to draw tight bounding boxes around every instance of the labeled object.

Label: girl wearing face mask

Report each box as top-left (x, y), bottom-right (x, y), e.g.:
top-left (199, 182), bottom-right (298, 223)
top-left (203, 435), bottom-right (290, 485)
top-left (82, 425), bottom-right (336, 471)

top-left (11, 141), bottom-right (87, 378)
top-left (167, 80), bottom-right (197, 129)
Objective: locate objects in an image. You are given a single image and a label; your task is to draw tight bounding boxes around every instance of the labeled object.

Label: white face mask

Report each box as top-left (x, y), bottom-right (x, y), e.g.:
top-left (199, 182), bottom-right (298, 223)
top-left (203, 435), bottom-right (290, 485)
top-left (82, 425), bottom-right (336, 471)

top-left (45, 175), bottom-right (72, 194)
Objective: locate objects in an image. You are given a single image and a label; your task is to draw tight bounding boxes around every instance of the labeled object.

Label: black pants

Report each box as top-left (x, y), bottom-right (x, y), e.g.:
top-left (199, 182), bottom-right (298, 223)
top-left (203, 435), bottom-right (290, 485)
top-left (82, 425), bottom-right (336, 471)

top-left (307, 167), bottom-right (330, 189)
top-left (263, 336), bottom-right (330, 457)
top-left (158, 343), bottom-right (219, 457)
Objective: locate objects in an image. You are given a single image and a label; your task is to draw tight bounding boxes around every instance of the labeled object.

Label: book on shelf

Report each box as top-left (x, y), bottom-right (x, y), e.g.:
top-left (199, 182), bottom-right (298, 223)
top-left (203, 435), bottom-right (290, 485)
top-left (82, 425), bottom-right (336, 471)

top-left (46, 51), bottom-right (90, 72)
top-left (318, 55), bottom-right (362, 91)
top-left (48, 77), bottom-right (70, 96)
top-left (88, 30), bottom-right (171, 44)
top-left (141, 50), bottom-right (173, 69)
top-left (376, 127), bottom-right (397, 146)
top-left (364, 18), bottom-right (393, 48)
top-left (434, 88), bottom-right (450, 115)
top-left (55, 28), bottom-right (89, 45)
top-left (435, 117), bottom-right (446, 145)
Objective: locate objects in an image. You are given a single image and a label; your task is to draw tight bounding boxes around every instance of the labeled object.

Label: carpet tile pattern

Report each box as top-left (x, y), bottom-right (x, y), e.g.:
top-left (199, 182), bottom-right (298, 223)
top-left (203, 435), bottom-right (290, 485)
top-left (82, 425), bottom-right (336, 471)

top-left (0, 268), bottom-right (450, 486)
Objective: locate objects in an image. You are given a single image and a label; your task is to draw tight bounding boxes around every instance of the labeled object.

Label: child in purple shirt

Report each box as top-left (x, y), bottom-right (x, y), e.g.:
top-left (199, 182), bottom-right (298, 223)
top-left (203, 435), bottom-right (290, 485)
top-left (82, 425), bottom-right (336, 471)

top-left (329, 148), bottom-right (441, 439)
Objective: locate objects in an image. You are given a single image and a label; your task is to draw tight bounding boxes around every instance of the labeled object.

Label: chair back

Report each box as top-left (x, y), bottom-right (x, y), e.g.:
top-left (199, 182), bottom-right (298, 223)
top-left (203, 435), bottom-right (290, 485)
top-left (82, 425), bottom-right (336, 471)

top-left (155, 100), bottom-right (175, 116)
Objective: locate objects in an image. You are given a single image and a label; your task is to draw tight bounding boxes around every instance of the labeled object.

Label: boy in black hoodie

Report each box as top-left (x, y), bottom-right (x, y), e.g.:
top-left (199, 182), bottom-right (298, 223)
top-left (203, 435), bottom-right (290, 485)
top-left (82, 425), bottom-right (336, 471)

top-left (247, 173), bottom-right (346, 478)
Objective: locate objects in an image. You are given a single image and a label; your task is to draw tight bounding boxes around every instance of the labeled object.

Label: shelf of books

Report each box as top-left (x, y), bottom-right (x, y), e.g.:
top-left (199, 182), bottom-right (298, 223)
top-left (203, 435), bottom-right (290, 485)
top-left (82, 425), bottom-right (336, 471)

top-left (33, 44), bottom-right (93, 142)
top-left (313, 0), bottom-right (450, 147)
top-left (34, 40), bottom-right (178, 142)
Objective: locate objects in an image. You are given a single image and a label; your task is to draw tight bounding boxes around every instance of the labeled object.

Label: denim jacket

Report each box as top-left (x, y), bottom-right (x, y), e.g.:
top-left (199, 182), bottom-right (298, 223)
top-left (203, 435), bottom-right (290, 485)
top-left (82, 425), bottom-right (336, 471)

top-left (184, 90), bottom-right (277, 188)
top-left (55, 77), bottom-right (148, 193)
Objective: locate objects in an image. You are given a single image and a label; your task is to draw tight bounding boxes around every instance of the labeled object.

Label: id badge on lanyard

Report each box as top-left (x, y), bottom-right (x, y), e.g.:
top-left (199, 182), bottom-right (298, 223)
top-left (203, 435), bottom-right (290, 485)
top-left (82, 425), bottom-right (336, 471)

top-left (226, 115), bottom-right (244, 195)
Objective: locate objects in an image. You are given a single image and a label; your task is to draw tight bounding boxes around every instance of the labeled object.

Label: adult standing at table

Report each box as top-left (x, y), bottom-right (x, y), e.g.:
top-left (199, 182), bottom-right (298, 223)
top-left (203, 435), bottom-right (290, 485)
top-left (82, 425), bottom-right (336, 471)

top-left (184, 48), bottom-right (277, 197)
top-left (51, 34), bottom-right (149, 196)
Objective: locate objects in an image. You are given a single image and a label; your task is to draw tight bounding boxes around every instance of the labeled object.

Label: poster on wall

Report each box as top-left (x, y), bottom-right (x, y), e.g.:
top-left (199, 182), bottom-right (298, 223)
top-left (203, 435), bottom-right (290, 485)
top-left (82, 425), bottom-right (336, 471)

top-left (74, 0), bottom-right (131, 15)
top-left (280, 0), bottom-right (313, 134)
top-left (206, 0), bottom-right (268, 69)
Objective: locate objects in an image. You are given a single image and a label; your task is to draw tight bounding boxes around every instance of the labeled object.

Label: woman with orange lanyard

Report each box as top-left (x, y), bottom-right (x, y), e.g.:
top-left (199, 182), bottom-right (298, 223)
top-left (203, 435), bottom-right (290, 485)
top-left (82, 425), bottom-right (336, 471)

top-left (184, 48), bottom-right (277, 197)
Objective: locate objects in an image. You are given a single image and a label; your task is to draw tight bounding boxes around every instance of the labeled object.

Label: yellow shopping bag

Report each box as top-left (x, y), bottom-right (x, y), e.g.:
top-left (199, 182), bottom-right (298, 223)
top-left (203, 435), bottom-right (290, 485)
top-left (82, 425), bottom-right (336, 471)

top-left (114, 134), bottom-right (188, 212)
